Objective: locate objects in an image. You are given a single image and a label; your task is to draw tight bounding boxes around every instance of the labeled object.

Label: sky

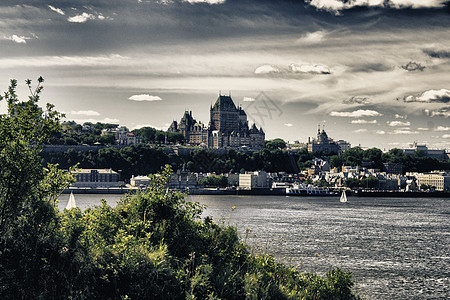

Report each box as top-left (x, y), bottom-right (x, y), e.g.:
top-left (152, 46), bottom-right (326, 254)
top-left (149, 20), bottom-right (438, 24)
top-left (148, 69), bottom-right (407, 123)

top-left (1, 0), bottom-right (449, 150)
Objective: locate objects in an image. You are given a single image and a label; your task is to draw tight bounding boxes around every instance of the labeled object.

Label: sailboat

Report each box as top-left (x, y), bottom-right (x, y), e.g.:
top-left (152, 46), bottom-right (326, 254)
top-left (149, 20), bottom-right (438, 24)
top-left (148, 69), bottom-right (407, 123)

top-left (340, 191), bottom-right (348, 203)
top-left (66, 192), bottom-right (77, 210)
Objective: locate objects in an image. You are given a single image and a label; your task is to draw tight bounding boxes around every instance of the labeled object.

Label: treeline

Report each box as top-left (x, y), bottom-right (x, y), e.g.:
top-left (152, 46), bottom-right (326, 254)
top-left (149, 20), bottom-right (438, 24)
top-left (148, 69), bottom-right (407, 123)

top-left (41, 145), bottom-right (449, 182)
top-left (48, 122), bottom-right (185, 146)
top-left (41, 147), bottom-right (300, 181)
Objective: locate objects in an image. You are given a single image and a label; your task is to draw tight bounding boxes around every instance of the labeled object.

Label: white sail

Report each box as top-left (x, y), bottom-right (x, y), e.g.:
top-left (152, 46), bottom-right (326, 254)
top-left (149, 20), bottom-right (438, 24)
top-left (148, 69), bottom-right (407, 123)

top-left (340, 191), bottom-right (348, 203)
top-left (66, 192), bottom-right (77, 210)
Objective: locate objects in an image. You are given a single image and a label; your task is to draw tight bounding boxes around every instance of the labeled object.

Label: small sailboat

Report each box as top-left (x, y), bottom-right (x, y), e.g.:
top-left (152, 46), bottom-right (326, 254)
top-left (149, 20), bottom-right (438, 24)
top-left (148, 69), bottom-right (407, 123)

top-left (340, 191), bottom-right (348, 203)
top-left (66, 192), bottom-right (77, 210)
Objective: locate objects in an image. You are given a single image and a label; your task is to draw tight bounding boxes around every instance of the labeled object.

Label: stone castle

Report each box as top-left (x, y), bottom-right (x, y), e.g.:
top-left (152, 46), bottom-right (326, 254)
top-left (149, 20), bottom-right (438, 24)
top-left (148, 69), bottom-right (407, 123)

top-left (168, 94), bottom-right (265, 149)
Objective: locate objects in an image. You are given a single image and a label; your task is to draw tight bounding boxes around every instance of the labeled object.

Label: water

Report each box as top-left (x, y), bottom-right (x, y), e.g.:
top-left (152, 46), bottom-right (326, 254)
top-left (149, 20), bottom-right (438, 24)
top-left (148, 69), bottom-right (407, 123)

top-left (58, 194), bottom-right (450, 299)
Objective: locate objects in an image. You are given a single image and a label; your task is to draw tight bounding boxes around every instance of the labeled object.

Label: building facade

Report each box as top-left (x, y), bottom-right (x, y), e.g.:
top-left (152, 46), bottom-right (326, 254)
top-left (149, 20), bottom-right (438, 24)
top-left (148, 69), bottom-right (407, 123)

top-left (72, 169), bottom-right (120, 187)
top-left (307, 126), bottom-right (341, 154)
top-left (168, 94), bottom-right (265, 150)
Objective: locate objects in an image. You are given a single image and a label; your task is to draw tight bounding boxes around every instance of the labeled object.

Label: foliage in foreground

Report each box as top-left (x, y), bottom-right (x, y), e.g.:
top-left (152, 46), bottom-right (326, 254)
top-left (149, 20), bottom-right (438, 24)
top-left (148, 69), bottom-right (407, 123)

top-left (0, 79), bottom-right (358, 299)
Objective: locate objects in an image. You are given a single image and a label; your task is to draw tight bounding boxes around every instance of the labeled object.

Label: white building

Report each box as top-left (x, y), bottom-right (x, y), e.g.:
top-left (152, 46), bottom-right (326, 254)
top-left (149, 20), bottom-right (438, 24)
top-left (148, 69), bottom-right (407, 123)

top-left (239, 171), bottom-right (269, 189)
top-left (416, 172), bottom-right (450, 191)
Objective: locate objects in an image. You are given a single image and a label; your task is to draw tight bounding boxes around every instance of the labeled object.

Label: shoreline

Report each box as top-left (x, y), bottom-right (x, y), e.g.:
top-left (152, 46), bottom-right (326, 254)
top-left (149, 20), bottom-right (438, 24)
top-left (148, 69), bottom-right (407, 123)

top-left (62, 188), bottom-right (450, 198)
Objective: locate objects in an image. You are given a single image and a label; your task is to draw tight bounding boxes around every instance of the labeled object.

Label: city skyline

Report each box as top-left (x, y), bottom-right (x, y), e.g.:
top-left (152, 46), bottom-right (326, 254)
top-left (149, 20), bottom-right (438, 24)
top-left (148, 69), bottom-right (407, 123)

top-left (0, 0), bottom-right (449, 150)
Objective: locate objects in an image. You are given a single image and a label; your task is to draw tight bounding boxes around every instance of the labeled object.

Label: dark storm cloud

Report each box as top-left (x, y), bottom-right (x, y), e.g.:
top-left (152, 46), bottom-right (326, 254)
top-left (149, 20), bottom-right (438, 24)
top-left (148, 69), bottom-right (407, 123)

top-left (423, 48), bottom-right (450, 59)
top-left (343, 96), bottom-right (372, 105)
top-left (401, 61), bottom-right (425, 72)
top-left (350, 63), bottom-right (394, 73)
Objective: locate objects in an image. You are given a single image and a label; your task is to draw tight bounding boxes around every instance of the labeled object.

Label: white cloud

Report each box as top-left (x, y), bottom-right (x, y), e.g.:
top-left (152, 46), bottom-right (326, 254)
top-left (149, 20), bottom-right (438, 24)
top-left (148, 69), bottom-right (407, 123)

top-left (330, 109), bottom-right (382, 118)
top-left (48, 5), bottom-right (65, 15)
top-left (71, 117), bottom-right (120, 124)
top-left (435, 126), bottom-right (450, 131)
top-left (0, 54), bottom-right (130, 68)
top-left (351, 119), bottom-right (377, 124)
top-left (375, 130), bottom-right (386, 135)
top-left (424, 107), bottom-right (450, 118)
top-left (404, 89), bottom-right (450, 103)
top-left (183, 0), bottom-right (226, 4)
top-left (128, 94), bottom-right (162, 101)
top-left (390, 129), bottom-right (419, 135)
top-left (395, 114), bottom-right (407, 119)
top-left (254, 65), bottom-right (280, 74)
top-left (442, 134), bottom-right (450, 139)
top-left (243, 97), bottom-right (255, 102)
top-left (353, 129), bottom-right (368, 133)
top-left (8, 35), bottom-right (27, 44)
top-left (289, 63), bottom-right (331, 75)
top-left (389, 0), bottom-right (446, 9)
top-left (284, 123), bottom-right (294, 127)
top-left (417, 128), bottom-right (429, 131)
top-left (68, 12), bottom-right (96, 23)
top-left (307, 0), bottom-right (444, 14)
top-left (70, 110), bottom-right (101, 116)
top-left (387, 121), bottom-right (411, 127)
top-left (297, 31), bottom-right (326, 44)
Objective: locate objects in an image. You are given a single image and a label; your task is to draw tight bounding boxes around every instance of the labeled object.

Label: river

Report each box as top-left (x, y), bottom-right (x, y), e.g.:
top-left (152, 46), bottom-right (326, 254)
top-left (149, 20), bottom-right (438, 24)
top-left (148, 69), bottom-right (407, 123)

top-left (58, 194), bottom-right (450, 300)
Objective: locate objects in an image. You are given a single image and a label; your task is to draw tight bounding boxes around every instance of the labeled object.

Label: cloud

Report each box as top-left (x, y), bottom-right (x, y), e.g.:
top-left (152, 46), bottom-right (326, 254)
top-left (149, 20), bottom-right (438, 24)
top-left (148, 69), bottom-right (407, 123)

top-left (71, 117), bottom-right (120, 124)
top-left (307, 0), bottom-right (446, 13)
top-left (8, 35), bottom-right (27, 44)
top-left (243, 97), bottom-right (255, 102)
top-left (48, 5), bottom-right (65, 15)
top-left (403, 89), bottom-right (450, 103)
top-left (423, 48), bottom-right (450, 59)
top-left (128, 94), bottom-right (163, 101)
top-left (353, 129), bottom-right (368, 133)
top-left (395, 114), bottom-right (407, 119)
top-left (434, 126), bottom-right (450, 131)
top-left (284, 123), bottom-right (294, 127)
top-left (68, 13), bottom-right (96, 23)
top-left (254, 65), bottom-right (280, 75)
top-left (289, 63), bottom-right (331, 75)
top-left (390, 129), bottom-right (419, 135)
top-left (375, 130), bottom-right (386, 135)
top-left (330, 109), bottom-right (382, 118)
top-left (387, 121), bottom-right (411, 127)
top-left (442, 134), bottom-right (450, 139)
top-left (183, 0), bottom-right (226, 4)
top-left (297, 31), bottom-right (326, 44)
top-left (70, 110), bottom-right (101, 116)
top-left (401, 61), bottom-right (425, 72)
top-left (417, 128), bottom-right (429, 131)
top-left (343, 96), bottom-right (372, 105)
top-left (351, 119), bottom-right (377, 124)
top-left (424, 107), bottom-right (450, 118)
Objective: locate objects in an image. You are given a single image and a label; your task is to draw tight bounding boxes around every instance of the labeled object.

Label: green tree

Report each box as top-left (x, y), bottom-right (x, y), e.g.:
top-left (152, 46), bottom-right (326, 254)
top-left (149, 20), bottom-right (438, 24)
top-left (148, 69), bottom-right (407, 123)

top-left (265, 138), bottom-right (286, 150)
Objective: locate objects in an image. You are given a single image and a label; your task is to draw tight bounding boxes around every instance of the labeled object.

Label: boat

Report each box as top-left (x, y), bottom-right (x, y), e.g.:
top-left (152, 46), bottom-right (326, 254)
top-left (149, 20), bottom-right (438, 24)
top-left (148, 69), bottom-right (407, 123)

top-left (286, 183), bottom-right (334, 196)
top-left (340, 191), bottom-right (348, 203)
top-left (65, 192), bottom-right (77, 209)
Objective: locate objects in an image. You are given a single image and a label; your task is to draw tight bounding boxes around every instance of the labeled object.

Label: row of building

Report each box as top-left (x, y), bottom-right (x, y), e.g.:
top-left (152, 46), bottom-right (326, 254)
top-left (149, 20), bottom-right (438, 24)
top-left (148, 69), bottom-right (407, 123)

top-left (70, 167), bottom-right (450, 192)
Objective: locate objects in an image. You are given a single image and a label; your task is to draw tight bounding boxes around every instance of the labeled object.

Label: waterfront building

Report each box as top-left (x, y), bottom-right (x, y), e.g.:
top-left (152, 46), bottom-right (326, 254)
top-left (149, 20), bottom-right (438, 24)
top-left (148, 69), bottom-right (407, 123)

top-left (415, 172), bottom-right (450, 191)
top-left (71, 168), bottom-right (120, 188)
top-left (239, 171), bottom-right (270, 189)
top-left (168, 94), bottom-right (265, 150)
top-left (168, 169), bottom-right (199, 189)
top-left (130, 175), bottom-right (152, 187)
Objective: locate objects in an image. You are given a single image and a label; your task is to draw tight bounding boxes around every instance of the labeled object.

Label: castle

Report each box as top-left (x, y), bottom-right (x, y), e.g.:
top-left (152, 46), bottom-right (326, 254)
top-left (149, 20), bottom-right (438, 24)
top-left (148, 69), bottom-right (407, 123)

top-left (307, 126), bottom-right (341, 155)
top-left (168, 94), bottom-right (265, 149)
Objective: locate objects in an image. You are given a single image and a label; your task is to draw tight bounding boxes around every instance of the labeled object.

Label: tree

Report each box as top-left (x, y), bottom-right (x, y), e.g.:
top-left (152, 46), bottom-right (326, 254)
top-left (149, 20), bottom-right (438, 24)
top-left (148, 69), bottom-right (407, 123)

top-left (0, 78), bottom-right (74, 297)
top-left (265, 138), bottom-right (286, 150)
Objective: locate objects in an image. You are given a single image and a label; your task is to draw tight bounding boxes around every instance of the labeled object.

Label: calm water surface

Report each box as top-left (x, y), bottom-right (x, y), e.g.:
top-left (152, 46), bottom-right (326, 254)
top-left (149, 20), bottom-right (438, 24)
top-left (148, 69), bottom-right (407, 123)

top-left (59, 194), bottom-right (449, 300)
